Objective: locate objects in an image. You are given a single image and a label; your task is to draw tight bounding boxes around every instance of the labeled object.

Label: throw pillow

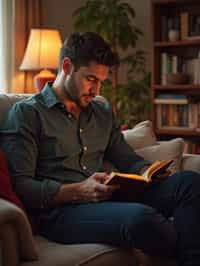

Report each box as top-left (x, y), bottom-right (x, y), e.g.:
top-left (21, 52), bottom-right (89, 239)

top-left (0, 149), bottom-right (24, 209)
top-left (135, 138), bottom-right (184, 174)
top-left (122, 120), bottom-right (157, 150)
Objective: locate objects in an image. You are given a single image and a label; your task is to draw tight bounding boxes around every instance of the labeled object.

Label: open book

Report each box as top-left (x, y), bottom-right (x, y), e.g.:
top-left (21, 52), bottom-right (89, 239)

top-left (105, 159), bottom-right (173, 200)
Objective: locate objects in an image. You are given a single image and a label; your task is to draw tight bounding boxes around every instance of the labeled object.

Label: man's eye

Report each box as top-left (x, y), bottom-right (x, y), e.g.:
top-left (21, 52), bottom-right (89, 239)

top-left (85, 76), bottom-right (96, 82)
top-left (87, 77), bottom-right (95, 82)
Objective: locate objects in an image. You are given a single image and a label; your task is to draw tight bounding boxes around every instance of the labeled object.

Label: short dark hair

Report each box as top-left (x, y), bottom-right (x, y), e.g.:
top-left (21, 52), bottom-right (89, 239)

top-left (58, 32), bottom-right (119, 72)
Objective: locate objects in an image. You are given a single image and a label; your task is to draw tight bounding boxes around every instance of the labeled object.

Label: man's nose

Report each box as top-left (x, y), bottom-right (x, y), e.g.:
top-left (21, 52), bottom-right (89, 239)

top-left (95, 80), bottom-right (102, 94)
top-left (91, 81), bottom-right (101, 95)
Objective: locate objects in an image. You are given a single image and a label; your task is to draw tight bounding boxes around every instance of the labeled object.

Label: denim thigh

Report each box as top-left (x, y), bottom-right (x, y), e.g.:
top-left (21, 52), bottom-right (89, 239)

top-left (40, 201), bottom-right (176, 257)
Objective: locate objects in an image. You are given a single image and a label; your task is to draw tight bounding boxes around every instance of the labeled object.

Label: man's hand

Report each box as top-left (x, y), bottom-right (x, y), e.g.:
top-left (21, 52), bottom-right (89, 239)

top-left (78, 172), bottom-right (119, 203)
top-left (51, 172), bottom-right (119, 206)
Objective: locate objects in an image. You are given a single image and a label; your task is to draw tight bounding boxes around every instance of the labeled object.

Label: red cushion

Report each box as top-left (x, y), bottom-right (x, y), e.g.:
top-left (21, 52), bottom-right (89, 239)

top-left (0, 149), bottom-right (24, 209)
top-left (120, 124), bottom-right (129, 131)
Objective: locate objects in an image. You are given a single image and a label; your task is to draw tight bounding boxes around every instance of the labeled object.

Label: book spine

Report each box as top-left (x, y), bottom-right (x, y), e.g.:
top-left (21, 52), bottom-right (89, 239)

top-left (161, 53), bottom-right (168, 85)
top-left (180, 12), bottom-right (189, 40)
top-left (161, 16), bottom-right (168, 41)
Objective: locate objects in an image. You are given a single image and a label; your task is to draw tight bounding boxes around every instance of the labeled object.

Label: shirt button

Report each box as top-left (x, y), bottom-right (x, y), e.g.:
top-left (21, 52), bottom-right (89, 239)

top-left (80, 128), bottom-right (83, 133)
top-left (83, 146), bottom-right (88, 151)
top-left (83, 165), bottom-right (87, 170)
top-left (68, 114), bottom-right (72, 118)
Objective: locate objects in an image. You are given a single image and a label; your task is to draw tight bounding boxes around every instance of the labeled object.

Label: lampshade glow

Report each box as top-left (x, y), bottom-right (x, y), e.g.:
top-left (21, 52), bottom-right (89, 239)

top-left (20, 29), bottom-right (62, 91)
top-left (20, 29), bottom-right (62, 70)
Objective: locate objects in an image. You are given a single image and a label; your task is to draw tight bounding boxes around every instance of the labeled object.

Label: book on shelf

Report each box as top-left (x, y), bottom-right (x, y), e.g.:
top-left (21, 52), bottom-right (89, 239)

top-left (180, 12), bottom-right (200, 41)
top-left (160, 10), bottom-right (200, 42)
top-left (185, 57), bottom-right (200, 84)
top-left (161, 16), bottom-right (168, 41)
top-left (161, 52), bottom-right (200, 85)
top-left (154, 98), bottom-right (188, 104)
top-left (105, 160), bottom-right (173, 200)
top-left (156, 103), bottom-right (197, 130)
top-left (161, 16), bottom-right (180, 42)
top-left (184, 140), bottom-right (200, 154)
top-left (189, 13), bottom-right (200, 38)
top-left (158, 102), bottom-right (200, 130)
top-left (180, 12), bottom-right (189, 40)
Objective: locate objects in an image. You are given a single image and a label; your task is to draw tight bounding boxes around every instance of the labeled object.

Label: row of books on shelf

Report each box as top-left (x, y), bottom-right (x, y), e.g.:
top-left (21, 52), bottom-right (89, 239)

top-left (161, 12), bottom-right (200, 42)
top-left (161, 52), bottom-right (200, 85)
top-left (184, 140), bottom-right (200, 154)
top-left (155, 94), bottom-right (200, 130)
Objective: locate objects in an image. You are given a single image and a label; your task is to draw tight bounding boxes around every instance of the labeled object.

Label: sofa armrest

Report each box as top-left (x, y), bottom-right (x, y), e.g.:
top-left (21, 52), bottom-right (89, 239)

top-left (0, 199), bottom-right (38, 264)
top-left (181, 153), bottom-right (200, 173)
top-left (1, 223), bottom-right (19, 266)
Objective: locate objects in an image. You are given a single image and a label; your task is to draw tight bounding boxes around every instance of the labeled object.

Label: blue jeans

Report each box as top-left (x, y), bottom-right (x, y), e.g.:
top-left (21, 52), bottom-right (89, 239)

top-left (40, 171), bottom-right (200, 266)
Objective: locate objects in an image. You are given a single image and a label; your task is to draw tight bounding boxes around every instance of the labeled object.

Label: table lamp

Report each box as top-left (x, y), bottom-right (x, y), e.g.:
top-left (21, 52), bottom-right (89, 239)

top-left (20, 28), bottom-right (62, 91)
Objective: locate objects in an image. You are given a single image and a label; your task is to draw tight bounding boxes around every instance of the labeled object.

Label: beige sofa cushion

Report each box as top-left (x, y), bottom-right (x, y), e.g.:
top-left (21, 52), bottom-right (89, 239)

top-left (123, 121), bottom-right (184, 173)
top-left (21, 236), bottom-right (135, 266)
top-left (136, 138), bottom-right (184, 173)
top-left (122, 120), bottom-right (157, 150)
top-left (181, 153), bottom-right (200, 172)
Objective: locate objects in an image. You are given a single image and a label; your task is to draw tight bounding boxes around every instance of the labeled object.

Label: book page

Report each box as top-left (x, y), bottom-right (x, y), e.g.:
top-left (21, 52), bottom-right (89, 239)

top-left (105, 159), bottom-right (173, 185)
top-left (105, 171), bottom-right (148, 185)
top-left (142, 160), bottom-right (173, 181)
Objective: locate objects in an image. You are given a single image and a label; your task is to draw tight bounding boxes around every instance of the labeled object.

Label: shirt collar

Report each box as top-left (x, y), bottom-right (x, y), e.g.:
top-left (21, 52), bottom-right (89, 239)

top-left (40, 82), bottom-right (60, 108)
top-left (40, 82), bottom-right (94, 118)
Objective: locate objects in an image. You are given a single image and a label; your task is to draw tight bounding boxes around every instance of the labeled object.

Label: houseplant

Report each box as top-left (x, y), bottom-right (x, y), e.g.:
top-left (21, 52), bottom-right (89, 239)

top-left (73, 0), bottom-right (151, 127)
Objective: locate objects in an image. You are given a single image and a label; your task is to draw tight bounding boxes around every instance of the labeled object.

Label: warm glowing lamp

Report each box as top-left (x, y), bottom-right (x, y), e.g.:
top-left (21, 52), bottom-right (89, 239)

top-left (20, 29), bottom-right (62, 91)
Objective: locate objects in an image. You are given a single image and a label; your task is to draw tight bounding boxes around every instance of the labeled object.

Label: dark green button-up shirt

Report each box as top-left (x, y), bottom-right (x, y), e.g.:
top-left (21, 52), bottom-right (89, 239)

top-left (0, 84), bottom-right (149, 210)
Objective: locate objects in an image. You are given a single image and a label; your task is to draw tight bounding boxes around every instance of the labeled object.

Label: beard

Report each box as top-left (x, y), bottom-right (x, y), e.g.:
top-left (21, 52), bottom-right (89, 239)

top-left (64, 72), bottom-right (95, 109)
top-left (64, 72), bottom-right (82, 108)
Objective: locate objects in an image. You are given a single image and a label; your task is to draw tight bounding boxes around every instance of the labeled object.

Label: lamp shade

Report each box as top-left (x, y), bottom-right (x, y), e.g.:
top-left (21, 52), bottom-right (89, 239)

top-left (20, 28), bottom-right (62, 71)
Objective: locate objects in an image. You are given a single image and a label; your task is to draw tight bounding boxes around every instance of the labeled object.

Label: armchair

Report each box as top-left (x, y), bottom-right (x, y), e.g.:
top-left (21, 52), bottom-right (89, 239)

top-left (0, 94), bottom-right (200, 266)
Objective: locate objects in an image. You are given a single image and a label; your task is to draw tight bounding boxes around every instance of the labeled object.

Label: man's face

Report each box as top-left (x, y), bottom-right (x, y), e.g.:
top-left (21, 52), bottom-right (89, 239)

top-left (65, 61), bottom-right (109, 108)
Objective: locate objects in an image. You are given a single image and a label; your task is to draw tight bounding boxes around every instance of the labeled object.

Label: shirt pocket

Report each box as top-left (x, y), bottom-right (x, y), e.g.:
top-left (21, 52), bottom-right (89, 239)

top-left (39, 134), bottom-right (81, 159)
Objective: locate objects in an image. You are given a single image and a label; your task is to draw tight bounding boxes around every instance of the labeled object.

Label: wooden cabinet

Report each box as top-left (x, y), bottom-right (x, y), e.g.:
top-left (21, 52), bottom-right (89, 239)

top-left (151, 0), bottom-right (200, 153)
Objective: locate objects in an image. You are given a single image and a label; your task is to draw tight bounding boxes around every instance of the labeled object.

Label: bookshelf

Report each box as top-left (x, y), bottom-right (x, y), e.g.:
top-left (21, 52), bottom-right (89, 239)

top-left (151, 0), bottom-right (200, 154)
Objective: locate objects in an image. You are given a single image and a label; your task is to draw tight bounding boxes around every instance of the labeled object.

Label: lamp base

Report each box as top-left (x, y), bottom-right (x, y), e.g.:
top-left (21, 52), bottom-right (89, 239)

top-left (34, 69), bottom-right (56, 92)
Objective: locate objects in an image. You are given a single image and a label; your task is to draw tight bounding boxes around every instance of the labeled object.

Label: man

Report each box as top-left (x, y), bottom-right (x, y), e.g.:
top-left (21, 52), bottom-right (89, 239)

top-left (1, 32), bottom-right (200, 266)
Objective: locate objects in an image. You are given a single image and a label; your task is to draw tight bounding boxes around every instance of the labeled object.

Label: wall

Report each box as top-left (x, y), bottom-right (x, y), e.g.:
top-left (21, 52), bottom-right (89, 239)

top-left (42, 0), bottom-right (87, 39)
top-left (42, 0), bottom-right (151, 79)
top-left (130, 0), bottom-right (151, 68)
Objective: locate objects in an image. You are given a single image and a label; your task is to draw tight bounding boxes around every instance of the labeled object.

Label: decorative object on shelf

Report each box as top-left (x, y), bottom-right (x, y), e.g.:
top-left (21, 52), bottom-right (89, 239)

top-left (166, 73), bottom-right (190, 85)
top-left (168, 29), bottom-right (179, 42)
top-left (20, 29), bottom-right (62, 92)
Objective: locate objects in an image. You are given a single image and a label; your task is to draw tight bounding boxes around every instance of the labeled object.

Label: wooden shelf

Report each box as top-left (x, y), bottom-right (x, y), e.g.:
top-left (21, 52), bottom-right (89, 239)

top-left (151, 0), bottom-right (200, 153)
top-left (154, 84), bottom-right (200, 90)
top-left (152, 0), bottom-right (199, 4)
top-left (155, 129), bottom-right (200, 137)
top-left (154, 39), bottom-right (200, 47)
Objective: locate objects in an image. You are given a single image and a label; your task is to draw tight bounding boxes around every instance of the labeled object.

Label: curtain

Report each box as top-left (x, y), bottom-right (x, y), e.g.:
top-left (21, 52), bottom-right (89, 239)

top-left (12, 0), bottom-right (43, 93)
top-left (0, 0), bottom-right (14, 93)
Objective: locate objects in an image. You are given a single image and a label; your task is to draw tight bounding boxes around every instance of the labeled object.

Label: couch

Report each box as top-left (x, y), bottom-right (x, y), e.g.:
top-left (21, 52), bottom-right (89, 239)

top-left (0, 94), bottom-right (200, 266)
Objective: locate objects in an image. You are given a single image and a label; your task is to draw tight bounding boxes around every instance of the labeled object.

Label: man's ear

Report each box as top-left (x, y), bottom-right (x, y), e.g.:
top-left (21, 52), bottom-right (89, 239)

top-left (62, 57), bottom-right (73, 75)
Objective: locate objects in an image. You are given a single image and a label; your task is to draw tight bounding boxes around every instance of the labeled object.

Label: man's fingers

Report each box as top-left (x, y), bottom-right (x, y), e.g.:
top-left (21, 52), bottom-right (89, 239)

top-left (93, 172), bottom-right (109, 183)
top-left (96, 183), bottom-right (119, 193)
top-left (92, 191), bottom-right (113, 202)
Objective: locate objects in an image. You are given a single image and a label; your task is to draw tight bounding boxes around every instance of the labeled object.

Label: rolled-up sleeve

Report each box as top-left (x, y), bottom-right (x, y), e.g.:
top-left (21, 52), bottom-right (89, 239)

top-left (0, 102), bottom-right (61, 209)
top-left (104, 114), bottom-right (150, 174)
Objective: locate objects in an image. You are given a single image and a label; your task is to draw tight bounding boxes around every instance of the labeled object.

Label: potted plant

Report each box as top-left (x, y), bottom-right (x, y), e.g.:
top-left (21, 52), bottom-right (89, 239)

top-left (73, 0), bottom-right (151, 127)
